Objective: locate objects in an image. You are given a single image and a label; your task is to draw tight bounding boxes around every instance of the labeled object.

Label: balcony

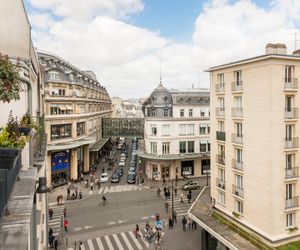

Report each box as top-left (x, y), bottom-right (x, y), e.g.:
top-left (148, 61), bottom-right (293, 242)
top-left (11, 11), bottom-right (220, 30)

top-left (285, 167), bottom-right (299, 179)
top-left (232, 184), bottom-right (244, 198)
top-left (216, 107), bottom-right (225, 117)
top-left (216, 131), bottom-right (226, 141)
top-left (285, 137), bottom-right (299, 149)
top-left (284, 78), bottom-right (298, 91)
top-left (231, 107), bottom-right (243, 118)
top-left (232, 159), bottom-right (243, 171)
top-left (285, 196), bottom-right (299, 209)
top-left (216, 178), bottom-right (226, 190)
top-left (232, 133), bottom-right (243, 145)
top-left (216, 154), bottom-right (225, 166)
top-left (232, 81), bottom-right (243, 92)
top-left (284, 108), bottom-right (298, 119)
top-left (216, 83), bottom-right (225, 94)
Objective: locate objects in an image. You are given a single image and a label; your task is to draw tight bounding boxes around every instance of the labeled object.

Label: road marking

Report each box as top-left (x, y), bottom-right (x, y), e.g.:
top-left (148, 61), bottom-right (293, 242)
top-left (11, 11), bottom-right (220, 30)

top-left (140, 230), bottom-right (150, 248)
top-left (98, 187), bottom-right (103, 194)
top-left (84, 225), bottom-right (94, 230)
top-left (104, 235), bottom-right (114, 250)
top-left (128, 231), bottom-right (143, 250)
top-left (112, 234), bottom-right (124, 250)
top-left (107, 221), bottom-right (117, 226)
top-left (96, 237), bottom-right (104, 250)
top-left (120, 232), bottom-right (134, 250)
top-left (72, 227), bottom-right (82, 232)
top-left (87, 239), bottom-right (95, 250)
top-left (141, 216), bottom-right (149, 220)
top-left (89, 190), bottom-right (93, 195)
top-left (104, 186), bottom-right (110, 194)
top-left (118, 220), bottom-right (127, 224)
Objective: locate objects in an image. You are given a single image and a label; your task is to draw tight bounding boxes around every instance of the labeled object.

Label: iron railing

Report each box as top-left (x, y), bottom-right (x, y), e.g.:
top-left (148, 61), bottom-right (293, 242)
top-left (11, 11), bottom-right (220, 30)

top-left (232, 133), bottom-right (243, 144)
top-left (0, 150), bottom-right (22, 218)
top-left (285, 196), bottom-right (299, 209)
top-left (284, 78), bottom-right (298, 90)
top-left (216, 178), bottom-right (226, 190)
top-left (285, 167), bottom-right (299, 179)
top-left (232, 159), bottom-right (243, 171)
top-left (285, 137), bottom-right (299, 149)
top-left (284, 108), bottom-right (298, 119)
top-left (232, 81), bottom-right (243, 92)
top-left (231, 107), bottom-right (243, 118)
top-left (232, 184), bottom-right (244, 198)
top-left (216, 107), bottom-right (225, 117)
top-left (216, 154), bottom-right (225, 166)
top-left (216, 84), bottom-right (225, 93)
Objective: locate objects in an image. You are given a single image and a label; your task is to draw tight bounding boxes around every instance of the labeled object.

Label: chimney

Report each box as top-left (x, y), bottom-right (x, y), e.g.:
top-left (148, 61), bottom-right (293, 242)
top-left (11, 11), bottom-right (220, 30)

top-left (265, 43), bottom-right (287, 55)
top-left (292, 49), bottom-right (300, 56)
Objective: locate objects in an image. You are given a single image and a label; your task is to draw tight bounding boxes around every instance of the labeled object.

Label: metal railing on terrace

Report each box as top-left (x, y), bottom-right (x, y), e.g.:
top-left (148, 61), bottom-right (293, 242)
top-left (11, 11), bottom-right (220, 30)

top-left (216, 154), bottom-right (225, 166)
top-left (216, 83), bottom-right (225, 93)
top-left (285, 167), bottom-right (299, 179)
top-left (284, 78), bottom-right (298, 90)
top-left (216, 107), bottom-right (225, 117)
top-left (232, 133), bottom-right (243, 145)
top-left (285, 196), bottom-right (299, 209)
top-left (231, 81), bottom-right (243, 92)
top-left (285, 137), bottom-right (299, 149)
top-left (232, 159), bottom-right (243, 171)
top-left (0, 149), bottom-right (22, 218)
top-left (216, 178), bottom-right (226, 190)
top-left (232, 184), bottom-right (244, 198)
top-left (284, 108), bottom-right (298, 119)
top-left (231, 107), bottom-right (243, 118)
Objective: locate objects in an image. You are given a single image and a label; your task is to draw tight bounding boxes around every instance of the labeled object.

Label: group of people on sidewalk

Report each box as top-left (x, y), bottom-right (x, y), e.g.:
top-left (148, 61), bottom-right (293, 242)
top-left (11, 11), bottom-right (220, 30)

top-left (181, 216), bottom-right (197, 231)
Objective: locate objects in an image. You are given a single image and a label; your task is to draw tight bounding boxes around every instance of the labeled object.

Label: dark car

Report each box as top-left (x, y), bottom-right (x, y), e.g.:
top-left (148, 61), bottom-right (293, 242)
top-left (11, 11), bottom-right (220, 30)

top-left (111, 172), bottom-right (120, 183)
top-left (117, 168), bottom-right (123, 177)
top-left (127, 174), bottom-right (136, 184)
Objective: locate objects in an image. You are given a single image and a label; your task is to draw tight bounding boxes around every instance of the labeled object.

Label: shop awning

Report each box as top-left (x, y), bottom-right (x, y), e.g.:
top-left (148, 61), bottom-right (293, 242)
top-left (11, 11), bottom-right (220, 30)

top-left (59, 106), bottom-right (67, 111)
top-left (89, 137), bottom-right (110, 152)
top-left (66, 106), bottom-right (73, 110)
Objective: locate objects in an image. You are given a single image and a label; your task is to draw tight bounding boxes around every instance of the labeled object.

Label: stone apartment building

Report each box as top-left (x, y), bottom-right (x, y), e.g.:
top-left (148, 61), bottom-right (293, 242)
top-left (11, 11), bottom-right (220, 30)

top-left (139, 83), bottom-right (210, 181)
top-left (209, 43), bottom-right (300, 246)
top-left (38, 51), bottom-right (112, 187)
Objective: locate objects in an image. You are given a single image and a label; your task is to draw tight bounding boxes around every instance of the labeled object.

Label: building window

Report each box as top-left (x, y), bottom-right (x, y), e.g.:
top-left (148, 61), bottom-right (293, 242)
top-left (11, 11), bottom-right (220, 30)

top-left (218, 168), bottom-right (225, 182)
top-left (200, 125), bottom-right (207, 135)
top-left (286, 213), bottom-right (295, 227)
top-left (51, 89), bottom-right (65, 96)
top-left (189, 109), bottom-right (193, 117)
top-left (77, 122), bottom-right (85, 136)
top-left (218, 121), bottom-right (224, 132)
top-left (187, 124), bottom-right (194, 135)
top-left (218, 73), bottom-right (225, 87)
top-left (179, 124), bottom-right (186, 135)
top-left (285, 66), bottom-right (294, 83)
top-left (208, 142), bottom-right (210, 152)
top-left (150, 142), bottom-right (157, 154)
top-left (179, 141), bottom-right (186, 153)
top-left (235, 200), bottom-right (243, 214)
top-left (200, 141), bottom-right (208, 152)
top-left (49, 71), bottom-right (61, 80)
top-left (151, 109), bottom-right (156, 117)
top-left (187, 141), bottom-right (194, 153)
top-left (200, 110), bottom-right (205, 117)
top-left (234, 70), bottom-right (242, 84)
top-left (50, 104), bottom-right (72, 115)
top-left (218, 191), bottom-right (225, 205)
top-left (162, 125), bottom-right (170, 136)
top-left (151, 125), bottom-right (157, 136)
top-left (180, 109), bottom-right (184, 117)
top-left (162, 142), bottom-right (170, 155)
top-left (163, 109), bottom-right (169, 117)
top-left (51, 124), bottom-right (72, 140)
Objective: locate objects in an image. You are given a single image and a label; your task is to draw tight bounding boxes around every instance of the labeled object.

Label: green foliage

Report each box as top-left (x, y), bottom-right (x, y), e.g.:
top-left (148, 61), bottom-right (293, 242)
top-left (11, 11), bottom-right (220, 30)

top-left (277, 241), bottom-right (300, 250)
top-left (232, 211), bottom-right (241, 218)
top-left (287, 226), bottom-right (298, 233)
top-left (20, 113), bottom-right (39, 130)
top-left (0, 54), bottom-right (22, 103)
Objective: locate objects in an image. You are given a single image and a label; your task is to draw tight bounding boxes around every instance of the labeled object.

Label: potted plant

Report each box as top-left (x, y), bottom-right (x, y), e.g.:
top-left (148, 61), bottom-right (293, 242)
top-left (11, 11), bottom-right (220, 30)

top-left (0, 54), bottom-right (22, 103)
top-left (19, 113), bottom-right (38, 135)
top-left (232, 211), bottom-right (241, 219)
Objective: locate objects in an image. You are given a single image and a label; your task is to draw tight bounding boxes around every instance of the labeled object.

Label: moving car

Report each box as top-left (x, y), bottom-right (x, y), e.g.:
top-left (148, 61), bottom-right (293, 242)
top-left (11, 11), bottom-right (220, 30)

top-left (132, 150), bottom-right (137, 155)
top-left (116, 168), bottom-right (123, 177)
top-left (120, 153), bottom-right (126, 158)
top-left (110, 172), bottom-right (120, 183)
top-left (182, 181), bottom-right (200, 191)
top-left (127, 174), bottom-right (136, 184)
top-left (119, 160), bottom-right (126, 167)
top-left (100, 173), bottom-right (109, 183)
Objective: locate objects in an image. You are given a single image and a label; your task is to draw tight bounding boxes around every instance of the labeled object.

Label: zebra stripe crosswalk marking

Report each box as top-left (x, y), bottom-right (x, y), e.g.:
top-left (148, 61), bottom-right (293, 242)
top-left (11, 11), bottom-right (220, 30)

top-left (104, 235), bottom-right (114, 250)
top-left (48, 204), bottom-right (64, 236)
top-left (120, 232), bottom-right (134, 250)
top-left (87, 239), bottom-right (95, 250)
top-left (112, 234), bottom-right (124, 250)
top-left (96, 237), bottom-right (104, 250)
top-left (128, 231), bottom-right (143, 250)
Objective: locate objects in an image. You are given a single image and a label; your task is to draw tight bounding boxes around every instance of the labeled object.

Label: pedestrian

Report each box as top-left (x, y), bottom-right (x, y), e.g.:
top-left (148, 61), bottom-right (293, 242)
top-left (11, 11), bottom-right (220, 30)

top-left (173, 210), bottom-right (177, 224)
top-left (56, 196), bottom-right (60, 206)
top-left (192, 220), bottom-right (197, 230)
top-left (187, 193), bottom-right (191, 203)
top-left (63, 207), bottom-right (66, 218)
top-left (163, 178), bottom-right (166, 186)
top-left (75, 188), bottom-right (78, 199)
top-left (188, 218), bottom-right (192, 229)
top-left (168, 217), bottom-right (173, 229)
top-left (79, 189), bottom-right (82, 199)
top-left (165, 201), bottom-right (169, 213)
top-left (54, 238), bottom-right (58, 250)
top-left (97, 180), bottom-right (101, 189)
top-left (180, 193), bottom-right (184, 204)
top-left (64, 218), bottom-right (69, 232)
top-left (49, 208), bottom-right (53, 220)
top-left (174, 187), bottom-right (177, 197)
top-left (135, 224), bottom-right (141, 238)
top-left (90, 182), bottom-right (94, 191)
top-left (182, 216), bottom-right (187, 231)
top-left (67, 188), bottom-right (70, 200)
top-left (49, 228), bottom-right (53, 237)
top-left (49, 234), bottom-right (55, 248)
top-left (60, 194), bottom-right (63, 205)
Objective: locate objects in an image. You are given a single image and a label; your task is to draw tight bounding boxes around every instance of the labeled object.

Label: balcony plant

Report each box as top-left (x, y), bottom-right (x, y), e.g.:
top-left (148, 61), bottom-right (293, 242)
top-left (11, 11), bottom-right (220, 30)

top-left (0, 54), bottom-right (22, 103)
top-left (232, 211), bottom-right (241, 219)
top-left (19, 113), bottom-right (38, 135)
top-left (287, 226), bottom-right (298, 233)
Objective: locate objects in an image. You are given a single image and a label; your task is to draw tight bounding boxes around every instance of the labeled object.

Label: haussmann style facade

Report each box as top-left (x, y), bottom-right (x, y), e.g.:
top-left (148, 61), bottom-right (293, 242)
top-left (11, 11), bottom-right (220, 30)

top-left (139, 83), bottom-right (211, 181)
top-left (38, 51), bottom-right (112, 187)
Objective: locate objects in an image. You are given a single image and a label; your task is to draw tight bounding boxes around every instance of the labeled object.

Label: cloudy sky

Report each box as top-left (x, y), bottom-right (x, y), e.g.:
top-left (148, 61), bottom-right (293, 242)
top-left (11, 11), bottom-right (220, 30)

top-left (24, 0), bottom-right (300, 98)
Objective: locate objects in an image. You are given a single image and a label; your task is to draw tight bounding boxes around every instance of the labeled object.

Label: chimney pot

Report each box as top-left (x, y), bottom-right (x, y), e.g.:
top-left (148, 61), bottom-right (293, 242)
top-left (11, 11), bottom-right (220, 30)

top-left (265, 43), bottom-right (287, 55)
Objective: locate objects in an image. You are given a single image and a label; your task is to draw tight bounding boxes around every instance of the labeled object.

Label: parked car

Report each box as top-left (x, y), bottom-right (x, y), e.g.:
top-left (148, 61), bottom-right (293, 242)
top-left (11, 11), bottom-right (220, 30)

top-left (119, 160), bottom-right (126, 167)
top-left (128, 167), bottom-right (136, 175)
top-left (132, 150), bottom-right (137, 155)
top-left (117, 144), bottom-right (122, 150)
top-left (100, 173), bottom-right (109, 183)
top-left (182, 181), bottom-right (200, 190)
top-left (127, 174), bottom-right (136, 184)
top-left (116, 168), bottom-right (123, 177)
top-left (111, 172), bottom-right (120, 183)
top-left (130, 162), bottom-right (136, 168)
top-left (121, 153), bottom-right (126, 158)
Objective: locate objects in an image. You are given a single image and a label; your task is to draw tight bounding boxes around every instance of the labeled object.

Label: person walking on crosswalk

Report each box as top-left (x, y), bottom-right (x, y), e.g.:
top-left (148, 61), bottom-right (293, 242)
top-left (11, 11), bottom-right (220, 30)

top-left (48, 208), bottom-right (53, 220)
top-left (180, 193), bottom-right (184, 203)
top-left (64, 218), bottom-right (69, 232)
top-left (165, 201), bottom-right (169, 213)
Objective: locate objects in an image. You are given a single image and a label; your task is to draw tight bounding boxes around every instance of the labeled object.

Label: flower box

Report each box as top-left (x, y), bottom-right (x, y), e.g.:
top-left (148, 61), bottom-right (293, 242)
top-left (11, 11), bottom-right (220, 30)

top-left (0, 148), bottom-right (20, 169)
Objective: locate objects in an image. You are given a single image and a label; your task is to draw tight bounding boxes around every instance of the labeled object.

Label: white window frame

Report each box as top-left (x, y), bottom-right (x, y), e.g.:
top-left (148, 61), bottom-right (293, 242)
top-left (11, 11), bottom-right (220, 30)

top-left (151, 125), bottom-right (157, 136)
top-left (162, 142), bottom-right (170, 155)
top-left (162, 125), bottom-right (170, 136)
top-left (286, 212), bottom-right (295, 227)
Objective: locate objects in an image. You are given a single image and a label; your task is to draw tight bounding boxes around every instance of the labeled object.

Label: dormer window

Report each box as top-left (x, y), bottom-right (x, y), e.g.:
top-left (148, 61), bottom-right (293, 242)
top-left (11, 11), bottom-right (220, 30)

top-left (163, 96), bottom-right (168, 102)
top-left (49, 71), bottom-right (61, 80)
top-left (70, 74), bottom-right (74, 82)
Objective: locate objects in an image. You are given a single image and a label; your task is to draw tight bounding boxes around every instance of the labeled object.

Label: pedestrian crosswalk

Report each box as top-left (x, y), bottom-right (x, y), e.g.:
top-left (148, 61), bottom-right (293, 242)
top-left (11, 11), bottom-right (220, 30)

top-left (79, 229), bottom-right (165, 250)
top-left (48, 204), bottom-right (64, 236)
top-left (97, 185), bottom-right (148, 195)
top-left (165, 191), bottom-right (191, 216)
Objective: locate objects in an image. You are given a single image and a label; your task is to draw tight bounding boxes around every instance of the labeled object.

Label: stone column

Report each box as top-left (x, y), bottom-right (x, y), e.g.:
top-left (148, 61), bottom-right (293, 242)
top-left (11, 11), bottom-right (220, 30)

top-left (83, 145), bottom-right (90, 172)
top-left (70, 148), bottom-right (78, 180)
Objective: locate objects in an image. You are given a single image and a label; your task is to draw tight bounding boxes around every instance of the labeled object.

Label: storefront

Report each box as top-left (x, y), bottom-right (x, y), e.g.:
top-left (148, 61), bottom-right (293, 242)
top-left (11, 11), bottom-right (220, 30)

top-left (181, 160), bottom-right (194, 176)
top-left (51, 150), bottom-right (70, 187)
top-left (201, 159), bottom-right (210, 175)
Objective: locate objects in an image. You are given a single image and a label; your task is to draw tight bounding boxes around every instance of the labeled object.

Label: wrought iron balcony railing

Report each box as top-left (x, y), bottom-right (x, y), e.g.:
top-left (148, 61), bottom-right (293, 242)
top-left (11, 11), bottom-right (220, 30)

top-left (285, 167), bottom-right (299, 179)
top-left (285, 196), bottom-right (299, 209)
top-left (232, 159), bottom-right (243, 171)
top-left (232, 81), bottom-right (243, 92)
top-left (285, 137), bottom-right (299, 149)
top-left (232, 184), bottom-right (244, 198)
top-left (216, 178), bottom-right (226, 190)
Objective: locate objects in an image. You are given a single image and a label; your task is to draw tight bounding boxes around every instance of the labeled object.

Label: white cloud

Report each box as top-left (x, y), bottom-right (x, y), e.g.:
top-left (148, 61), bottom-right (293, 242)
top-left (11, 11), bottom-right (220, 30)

top-left (28, 0), bottom-right (300, 98)
top-left (28, 0), bottom-right (144, 21)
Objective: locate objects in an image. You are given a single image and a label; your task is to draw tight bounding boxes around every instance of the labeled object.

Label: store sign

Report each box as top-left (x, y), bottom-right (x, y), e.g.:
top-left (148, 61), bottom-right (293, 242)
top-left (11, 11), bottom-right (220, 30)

top-left (51, 151), bottom-right (70, 172)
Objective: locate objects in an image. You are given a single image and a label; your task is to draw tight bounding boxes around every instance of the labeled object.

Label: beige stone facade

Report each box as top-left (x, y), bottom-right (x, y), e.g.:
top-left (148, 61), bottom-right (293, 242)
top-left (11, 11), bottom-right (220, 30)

top-left (38, 51), bottom-right (112, 187)
top-left (209, 44), bottom-right (300, 245)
